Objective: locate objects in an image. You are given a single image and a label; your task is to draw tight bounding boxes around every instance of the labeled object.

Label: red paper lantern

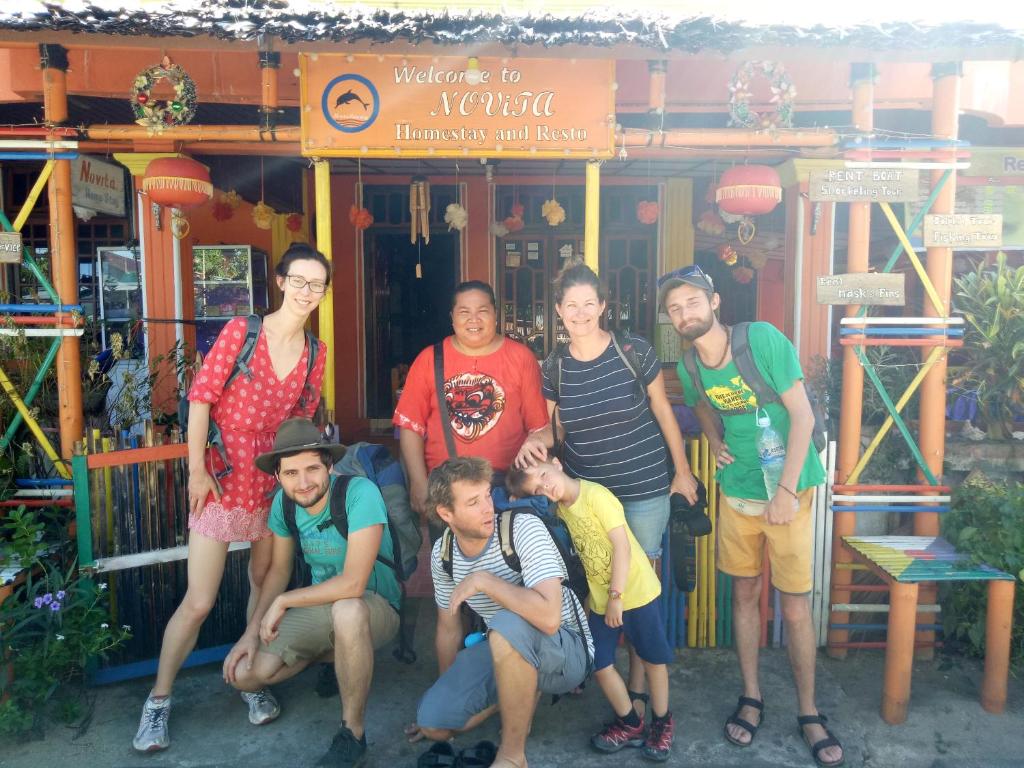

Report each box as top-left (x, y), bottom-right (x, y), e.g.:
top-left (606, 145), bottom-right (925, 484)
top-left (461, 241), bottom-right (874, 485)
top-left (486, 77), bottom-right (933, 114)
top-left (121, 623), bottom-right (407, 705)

top-left (715, 165), bottom-right (782, 216)
top-left (142, 157), bottom-right (212, 209)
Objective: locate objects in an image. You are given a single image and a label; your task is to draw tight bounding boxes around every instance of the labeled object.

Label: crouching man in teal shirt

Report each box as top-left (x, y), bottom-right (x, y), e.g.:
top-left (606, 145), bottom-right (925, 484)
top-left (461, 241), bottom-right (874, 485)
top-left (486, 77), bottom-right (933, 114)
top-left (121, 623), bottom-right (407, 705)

top-left (223, 418), bottom-right (401, 768)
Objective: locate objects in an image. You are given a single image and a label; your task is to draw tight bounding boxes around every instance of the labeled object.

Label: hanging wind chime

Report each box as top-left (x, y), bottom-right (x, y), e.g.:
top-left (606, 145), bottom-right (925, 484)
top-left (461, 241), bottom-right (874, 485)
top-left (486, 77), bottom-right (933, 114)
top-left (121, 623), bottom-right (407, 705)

top-left (252, 156), bottom-right (274, 230)
top-left (444, 162), bottom-right (468, 232)
top-left (410, 175), bottom-right (431, 245)
top-left (350, 158), bottom-right (373, 231)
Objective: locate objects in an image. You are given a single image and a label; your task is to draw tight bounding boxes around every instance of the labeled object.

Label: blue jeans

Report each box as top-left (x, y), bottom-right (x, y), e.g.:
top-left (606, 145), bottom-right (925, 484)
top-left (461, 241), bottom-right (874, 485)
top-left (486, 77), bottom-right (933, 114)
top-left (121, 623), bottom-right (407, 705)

top-left (621, 494), bottom-right (670, 558)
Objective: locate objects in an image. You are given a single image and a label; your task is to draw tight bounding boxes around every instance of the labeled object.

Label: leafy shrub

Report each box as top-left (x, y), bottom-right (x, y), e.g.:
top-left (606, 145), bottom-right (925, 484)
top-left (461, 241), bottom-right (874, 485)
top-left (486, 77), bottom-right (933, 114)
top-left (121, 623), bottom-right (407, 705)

top-left (0, 506), bottom-right (130, 738)
top-left (952, 253), bottom-right (1024, 440)
top-left (941, 474), bottom-right (1024, 671)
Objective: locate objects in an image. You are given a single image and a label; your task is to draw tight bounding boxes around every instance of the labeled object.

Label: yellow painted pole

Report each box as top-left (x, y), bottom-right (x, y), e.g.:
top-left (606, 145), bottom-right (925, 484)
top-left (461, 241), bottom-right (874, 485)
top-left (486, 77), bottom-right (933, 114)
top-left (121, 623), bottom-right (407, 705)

top-left (584, 160), bottom-right (600, 273)
top-left (688, 438), bottom-right (699, 649)
top-left (313, 159), bottom-right (336, 420)
top-left (0, 362), bottom-right (70, 478)
top-left (846, 346), bottom-right (944, 485)
top-left (877, 202), bottom-right (946, 316)
top-left (12, 160), bottom-right (54, 233)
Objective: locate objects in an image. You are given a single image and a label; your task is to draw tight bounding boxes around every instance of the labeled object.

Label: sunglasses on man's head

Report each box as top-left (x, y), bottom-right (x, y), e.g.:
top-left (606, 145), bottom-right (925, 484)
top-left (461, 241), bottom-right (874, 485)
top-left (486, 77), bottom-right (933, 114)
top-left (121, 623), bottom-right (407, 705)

top-left (656, 264), bottom-right (714, 291)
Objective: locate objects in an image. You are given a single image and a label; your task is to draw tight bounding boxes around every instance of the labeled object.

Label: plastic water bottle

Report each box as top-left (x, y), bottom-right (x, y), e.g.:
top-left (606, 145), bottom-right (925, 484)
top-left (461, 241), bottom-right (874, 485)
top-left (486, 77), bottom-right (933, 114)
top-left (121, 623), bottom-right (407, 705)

top-left (755, 410), bottom-right (786, 499)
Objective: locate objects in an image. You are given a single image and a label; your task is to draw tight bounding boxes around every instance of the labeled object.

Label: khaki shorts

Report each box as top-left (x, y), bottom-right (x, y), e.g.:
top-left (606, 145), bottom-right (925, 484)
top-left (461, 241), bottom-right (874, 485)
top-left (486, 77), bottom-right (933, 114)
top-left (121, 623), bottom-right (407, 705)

top-left (717, 489), bottom-right (814, 594)
top-left (262, 591), bottom-right (400, 666)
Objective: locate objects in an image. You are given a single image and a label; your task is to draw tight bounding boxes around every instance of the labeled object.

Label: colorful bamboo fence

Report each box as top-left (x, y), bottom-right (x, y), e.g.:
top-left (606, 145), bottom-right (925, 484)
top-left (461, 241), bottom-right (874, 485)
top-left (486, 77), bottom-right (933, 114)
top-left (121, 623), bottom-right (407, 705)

top-left (660, 437), bottom-right (836, 650)
top-left (71, 426), bottom-right (252, 683)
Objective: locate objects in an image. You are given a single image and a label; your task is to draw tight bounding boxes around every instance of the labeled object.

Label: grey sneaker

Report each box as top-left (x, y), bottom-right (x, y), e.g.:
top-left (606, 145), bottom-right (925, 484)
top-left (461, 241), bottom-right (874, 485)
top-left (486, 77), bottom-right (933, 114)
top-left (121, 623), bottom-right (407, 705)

top-left (314, 725), bottom-right (367, 767)
top-left (240, 688), bottom-right (281, 725)
top-left (133, 695), bottom-right (171, 752)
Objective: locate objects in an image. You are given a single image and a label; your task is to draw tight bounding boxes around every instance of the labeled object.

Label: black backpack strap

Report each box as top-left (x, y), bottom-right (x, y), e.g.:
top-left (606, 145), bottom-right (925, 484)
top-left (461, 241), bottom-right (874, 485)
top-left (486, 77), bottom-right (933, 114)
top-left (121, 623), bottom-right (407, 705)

top-left (296, 331), bottom-right (320, 410)
top-left (434, 341), bottom-right (458, 460)
top-left (730, 322), bottom-right (779, 408)
top-left (281, 491), bottom-right (304, 561)
top-left (223, 314), bottom-right (262, 391)
top-left (327, 474), bottom-right (401, 573)
top-left (540, 343), bottom-right (565, 402)
top-left (609, 332), bottom-right (643, 384)
top-left (440, 526), bottom-right (454, 578)
top-left (681, 347), bottom-right (715, 412)
top-left (496, 510), bottom-right (521, 574)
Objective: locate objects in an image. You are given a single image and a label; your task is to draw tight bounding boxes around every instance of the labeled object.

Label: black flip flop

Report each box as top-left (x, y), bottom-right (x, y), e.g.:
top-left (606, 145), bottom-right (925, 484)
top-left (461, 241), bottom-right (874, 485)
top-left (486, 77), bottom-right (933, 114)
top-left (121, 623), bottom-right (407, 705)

top-left (458, 740), bottom-right (498, 767)
top-left (797, 714), bottom-right (845, 768)
top-left (723, 695), bottom-right (764, 747)
top-left (417, 741), bottom-right (458, 768)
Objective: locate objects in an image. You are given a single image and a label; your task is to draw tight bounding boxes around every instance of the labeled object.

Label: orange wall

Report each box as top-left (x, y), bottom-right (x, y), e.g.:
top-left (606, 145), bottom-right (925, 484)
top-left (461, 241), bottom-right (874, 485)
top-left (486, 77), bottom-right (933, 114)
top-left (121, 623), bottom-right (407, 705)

top-left (4, 47), bottom-right (302, 105)
top-left (4, 46), bottom-right (1024, 127)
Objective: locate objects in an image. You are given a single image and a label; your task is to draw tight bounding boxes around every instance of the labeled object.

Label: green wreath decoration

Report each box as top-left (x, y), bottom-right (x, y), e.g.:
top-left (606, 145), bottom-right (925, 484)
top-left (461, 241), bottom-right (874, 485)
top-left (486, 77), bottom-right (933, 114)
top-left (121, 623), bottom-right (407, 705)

top-left (131, 61), bottom-right (197, 131)
top-left (728, 60), bottom-right (796, 131)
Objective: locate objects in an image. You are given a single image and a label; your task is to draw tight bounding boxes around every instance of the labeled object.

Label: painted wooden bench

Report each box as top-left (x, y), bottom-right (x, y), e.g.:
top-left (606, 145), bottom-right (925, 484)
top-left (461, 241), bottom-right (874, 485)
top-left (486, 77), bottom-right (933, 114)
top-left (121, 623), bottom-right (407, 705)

top-left (843, 535), bottom-right (1015, 724)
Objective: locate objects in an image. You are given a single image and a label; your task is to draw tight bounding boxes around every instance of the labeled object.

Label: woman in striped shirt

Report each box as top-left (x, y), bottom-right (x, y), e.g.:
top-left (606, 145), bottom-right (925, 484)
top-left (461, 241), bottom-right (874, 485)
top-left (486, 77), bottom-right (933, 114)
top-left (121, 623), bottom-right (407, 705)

top-left (515, 261), bottom-right (697, 717)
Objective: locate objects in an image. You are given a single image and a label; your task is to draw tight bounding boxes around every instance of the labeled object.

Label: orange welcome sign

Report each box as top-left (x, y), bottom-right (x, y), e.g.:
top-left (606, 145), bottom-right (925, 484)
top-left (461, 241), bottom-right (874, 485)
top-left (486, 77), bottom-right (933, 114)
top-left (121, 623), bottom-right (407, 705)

top-left (299, 54), bottom-right (615, 159)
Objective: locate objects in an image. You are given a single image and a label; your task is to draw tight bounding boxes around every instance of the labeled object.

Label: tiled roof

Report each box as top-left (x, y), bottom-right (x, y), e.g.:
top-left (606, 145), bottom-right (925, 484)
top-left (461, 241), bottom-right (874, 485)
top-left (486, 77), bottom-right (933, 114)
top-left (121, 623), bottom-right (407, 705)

top-left (2, 2), bottom-right (1023, 51)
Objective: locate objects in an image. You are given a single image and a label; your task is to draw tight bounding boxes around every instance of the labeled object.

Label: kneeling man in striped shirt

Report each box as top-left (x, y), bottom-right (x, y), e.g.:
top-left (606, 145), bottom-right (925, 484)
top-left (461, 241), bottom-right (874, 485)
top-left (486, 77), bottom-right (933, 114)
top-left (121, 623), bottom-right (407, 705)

top-left (409, 457), bottom-right (593, 768)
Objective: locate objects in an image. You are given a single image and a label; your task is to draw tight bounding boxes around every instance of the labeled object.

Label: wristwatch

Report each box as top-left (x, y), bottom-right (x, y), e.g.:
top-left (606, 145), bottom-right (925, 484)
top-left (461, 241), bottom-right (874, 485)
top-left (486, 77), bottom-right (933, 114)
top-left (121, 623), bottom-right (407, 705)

top-left (607, 589), bottom-right (623, 601)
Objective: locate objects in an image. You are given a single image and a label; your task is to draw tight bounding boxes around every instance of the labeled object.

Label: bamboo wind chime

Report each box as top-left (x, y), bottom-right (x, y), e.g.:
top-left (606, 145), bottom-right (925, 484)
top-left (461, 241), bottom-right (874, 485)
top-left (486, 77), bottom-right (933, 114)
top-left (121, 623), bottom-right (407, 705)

top-left (410, 175), bottom-right (430, 245)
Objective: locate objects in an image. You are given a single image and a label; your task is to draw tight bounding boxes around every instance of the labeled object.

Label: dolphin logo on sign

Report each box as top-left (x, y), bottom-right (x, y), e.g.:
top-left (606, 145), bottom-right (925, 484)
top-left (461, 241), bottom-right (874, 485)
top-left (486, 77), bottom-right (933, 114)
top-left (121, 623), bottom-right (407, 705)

top-left (322, 74), bottom-right (380, 133)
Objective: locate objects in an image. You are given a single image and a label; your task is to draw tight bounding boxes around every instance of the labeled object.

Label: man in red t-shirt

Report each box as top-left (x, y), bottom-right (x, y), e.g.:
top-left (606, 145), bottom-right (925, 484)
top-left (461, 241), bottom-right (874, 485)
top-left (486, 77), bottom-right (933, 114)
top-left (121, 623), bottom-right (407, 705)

top-left (394, 281), bottom-right (548, 533)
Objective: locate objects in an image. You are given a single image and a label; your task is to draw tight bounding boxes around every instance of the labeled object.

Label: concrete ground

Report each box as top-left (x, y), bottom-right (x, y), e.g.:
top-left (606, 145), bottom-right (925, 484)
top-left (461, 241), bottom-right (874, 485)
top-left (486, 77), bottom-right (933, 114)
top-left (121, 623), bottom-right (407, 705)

top-left (1, 597), bottom-right (1022, 768)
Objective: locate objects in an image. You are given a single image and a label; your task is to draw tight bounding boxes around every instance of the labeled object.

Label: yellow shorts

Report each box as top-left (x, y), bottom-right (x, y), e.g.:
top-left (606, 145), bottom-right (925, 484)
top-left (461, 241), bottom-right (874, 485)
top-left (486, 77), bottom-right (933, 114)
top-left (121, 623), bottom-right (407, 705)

top-left (716, 489), bottom-right (814, 594)
top-left (262, 590), bottom-right (400, 666)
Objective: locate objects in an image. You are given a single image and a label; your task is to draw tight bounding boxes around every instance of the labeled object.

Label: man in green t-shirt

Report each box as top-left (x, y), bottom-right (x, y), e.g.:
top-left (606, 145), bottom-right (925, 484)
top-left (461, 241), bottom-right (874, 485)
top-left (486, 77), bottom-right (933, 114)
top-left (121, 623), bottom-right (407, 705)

top-left (222, 419), bottom-right (400, 768)
top-left (658, 267), bottom-right (843, 768)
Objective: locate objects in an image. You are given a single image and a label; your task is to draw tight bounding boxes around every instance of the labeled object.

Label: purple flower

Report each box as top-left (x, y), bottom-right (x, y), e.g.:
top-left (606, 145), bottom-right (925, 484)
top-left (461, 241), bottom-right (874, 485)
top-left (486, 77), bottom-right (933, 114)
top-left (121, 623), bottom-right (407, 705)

top-left (33, 597), bottom-right (44, 609)
top-left (49, 601), bottom-right (61, 612)
top-left (56, 590), bottom-right (66, 600)
top-left (41, 593), bottom-right (53, 605)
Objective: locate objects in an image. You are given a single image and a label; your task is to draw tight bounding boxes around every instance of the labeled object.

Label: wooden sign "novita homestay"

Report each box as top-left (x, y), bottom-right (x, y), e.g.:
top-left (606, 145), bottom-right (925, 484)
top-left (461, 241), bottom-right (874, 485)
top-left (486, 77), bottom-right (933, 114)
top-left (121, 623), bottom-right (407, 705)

top-left (816, 272), bottom-right (906, 306)
top-left (0, 231), bottom-right (23, 264)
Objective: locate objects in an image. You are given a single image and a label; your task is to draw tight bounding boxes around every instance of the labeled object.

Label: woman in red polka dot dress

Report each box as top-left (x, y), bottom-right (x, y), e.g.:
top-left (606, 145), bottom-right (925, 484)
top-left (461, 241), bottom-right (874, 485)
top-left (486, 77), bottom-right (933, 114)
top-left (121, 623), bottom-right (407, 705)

top-left (134, 244), bottom-right (331, 753)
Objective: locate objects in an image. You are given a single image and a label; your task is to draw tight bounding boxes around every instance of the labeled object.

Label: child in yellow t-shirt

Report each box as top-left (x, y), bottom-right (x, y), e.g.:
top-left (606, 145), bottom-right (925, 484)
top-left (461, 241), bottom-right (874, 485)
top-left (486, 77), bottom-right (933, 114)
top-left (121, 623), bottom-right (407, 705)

top-left (506, 460), bottom-right (675, 762)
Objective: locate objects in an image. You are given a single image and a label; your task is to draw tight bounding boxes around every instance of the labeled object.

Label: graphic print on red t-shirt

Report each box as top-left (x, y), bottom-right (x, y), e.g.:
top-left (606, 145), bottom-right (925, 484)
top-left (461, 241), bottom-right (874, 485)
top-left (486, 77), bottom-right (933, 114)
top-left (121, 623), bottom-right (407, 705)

top-left (444, 371), bottom-right (507, 441)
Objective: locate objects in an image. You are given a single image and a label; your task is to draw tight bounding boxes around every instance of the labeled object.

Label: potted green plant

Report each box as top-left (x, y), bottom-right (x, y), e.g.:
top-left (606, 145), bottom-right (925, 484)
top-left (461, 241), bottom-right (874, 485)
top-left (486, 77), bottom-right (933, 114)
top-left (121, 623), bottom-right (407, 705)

top-left (952, 253), bottom-right (1024, 440)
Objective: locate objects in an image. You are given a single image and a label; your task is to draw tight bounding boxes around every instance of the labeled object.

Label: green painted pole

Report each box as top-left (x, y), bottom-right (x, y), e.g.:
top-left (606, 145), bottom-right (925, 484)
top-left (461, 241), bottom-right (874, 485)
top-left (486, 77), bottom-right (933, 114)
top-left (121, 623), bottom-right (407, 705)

top-left (1, 338), bottom-right (61, 451)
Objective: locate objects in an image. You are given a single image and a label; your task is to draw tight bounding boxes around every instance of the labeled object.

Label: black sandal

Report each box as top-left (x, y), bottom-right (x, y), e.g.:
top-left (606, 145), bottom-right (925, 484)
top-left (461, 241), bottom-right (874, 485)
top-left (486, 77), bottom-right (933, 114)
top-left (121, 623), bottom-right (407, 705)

top-left (458, 740), bottom-right (498, 768)
top-left (417, 742), bottom-right (458, 768)
top-left (723, 695), bottom-right (764, 747)
top-left (797, 714), bottom-right (845, 768)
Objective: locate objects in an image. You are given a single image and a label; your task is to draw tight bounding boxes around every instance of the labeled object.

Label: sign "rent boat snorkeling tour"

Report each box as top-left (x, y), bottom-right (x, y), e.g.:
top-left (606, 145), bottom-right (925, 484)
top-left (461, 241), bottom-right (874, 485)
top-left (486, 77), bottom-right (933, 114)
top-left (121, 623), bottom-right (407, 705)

top-left (299, 54), bottom-right (615, 159)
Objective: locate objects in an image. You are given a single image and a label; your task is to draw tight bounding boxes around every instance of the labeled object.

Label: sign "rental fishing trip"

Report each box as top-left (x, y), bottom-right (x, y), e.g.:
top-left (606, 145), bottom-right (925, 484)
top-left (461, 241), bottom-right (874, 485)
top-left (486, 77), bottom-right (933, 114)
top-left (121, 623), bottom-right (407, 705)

top-left (299, 54), bottom-right (615, 159)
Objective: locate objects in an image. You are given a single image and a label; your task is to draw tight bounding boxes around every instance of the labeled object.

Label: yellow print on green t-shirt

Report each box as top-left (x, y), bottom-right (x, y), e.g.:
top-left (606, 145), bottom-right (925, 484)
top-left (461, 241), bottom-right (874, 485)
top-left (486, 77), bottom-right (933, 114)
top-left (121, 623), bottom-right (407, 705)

top-left (706, 375), bottom-right (758, 412)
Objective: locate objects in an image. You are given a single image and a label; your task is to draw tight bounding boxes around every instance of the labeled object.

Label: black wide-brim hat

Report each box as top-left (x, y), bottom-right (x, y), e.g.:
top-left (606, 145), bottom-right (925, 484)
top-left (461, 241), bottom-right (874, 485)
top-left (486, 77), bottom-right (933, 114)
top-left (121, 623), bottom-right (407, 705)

top-left (254, 418), bottom-right (346, 475)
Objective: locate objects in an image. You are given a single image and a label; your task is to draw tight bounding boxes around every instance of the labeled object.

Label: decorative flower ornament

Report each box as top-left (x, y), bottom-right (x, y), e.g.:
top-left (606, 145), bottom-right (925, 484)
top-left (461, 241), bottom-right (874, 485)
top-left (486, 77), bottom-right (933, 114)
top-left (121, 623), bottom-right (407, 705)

top-left (444, 203), bottom-right (468, 231)
top-left (718, 244), bottom-right (738, 266)
top-left (746, 250), bottom-right (769, 270)
top-left (252, 201), bottom-right (274, 230)
top-left (719, 209), bottom-right (745, 224)
top-left (490, 221), bottom-right (509, 237)
top-left (285, 213), bottom-right (304, 233)
top-left (732, 266), bottom-right (755, 284)
top-left (697, 210), bottom-right (726, 236)
top-left (211, 199), bottom-right (234, 221)
top-left (728, 60), bottom-right (796, 131)
top-left (503, 201), bottom-right (524, 233)
top-left (637, 200), bottom-right (660, 225)
top-left (130, 57), bottom-right (198, 133)
top-left (348, 204), bottom-right (373, 231)
top-left (542, 199), bottom-right (566, 227)
top-left (223, 190), bottom-right (242, 209)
